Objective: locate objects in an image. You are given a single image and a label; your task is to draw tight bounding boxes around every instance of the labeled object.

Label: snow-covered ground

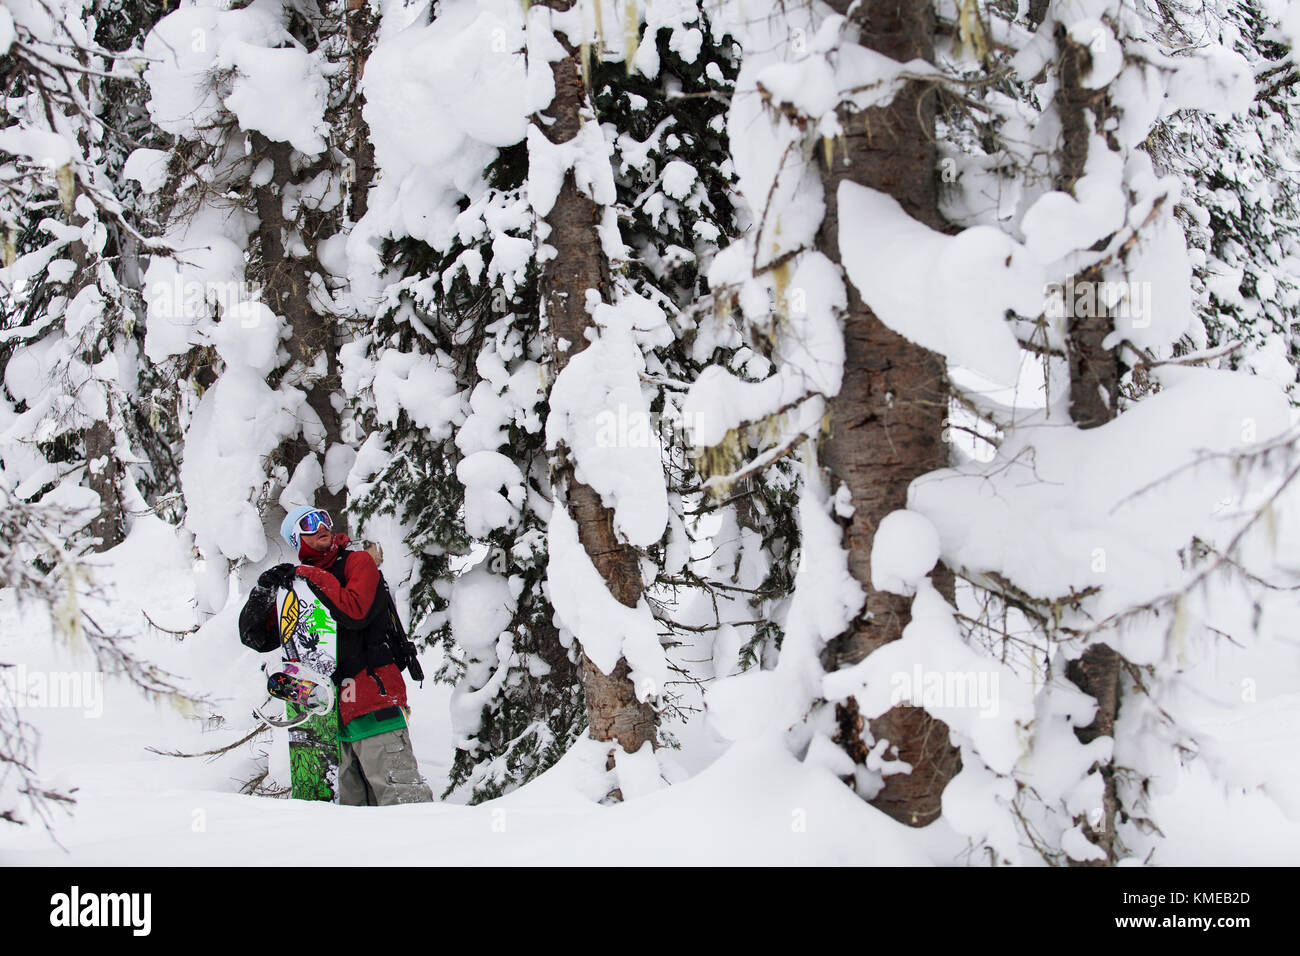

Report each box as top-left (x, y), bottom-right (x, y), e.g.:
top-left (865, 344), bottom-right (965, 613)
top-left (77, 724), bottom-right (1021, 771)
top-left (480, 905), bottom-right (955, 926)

top-left (2, 517), bottom-right (1298, 866)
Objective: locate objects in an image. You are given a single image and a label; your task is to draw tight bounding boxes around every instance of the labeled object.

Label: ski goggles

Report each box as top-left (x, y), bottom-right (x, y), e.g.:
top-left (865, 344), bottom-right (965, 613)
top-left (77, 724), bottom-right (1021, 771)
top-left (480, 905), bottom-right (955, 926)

top-left (296, 509), bottom-right (332, 536)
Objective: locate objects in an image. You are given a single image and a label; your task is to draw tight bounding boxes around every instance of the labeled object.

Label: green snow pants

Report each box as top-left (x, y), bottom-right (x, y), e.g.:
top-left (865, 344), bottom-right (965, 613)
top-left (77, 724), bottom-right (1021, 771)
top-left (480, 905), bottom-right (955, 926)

top-left (338, 727), bottom-right (434, 806)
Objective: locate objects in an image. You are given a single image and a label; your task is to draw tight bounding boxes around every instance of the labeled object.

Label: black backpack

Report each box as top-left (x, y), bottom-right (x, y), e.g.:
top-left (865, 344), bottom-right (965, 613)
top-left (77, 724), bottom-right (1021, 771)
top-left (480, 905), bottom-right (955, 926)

top-left (324, 552), bottom-right (424, 685)
top-left (376, 574), bottom-right (424, 684)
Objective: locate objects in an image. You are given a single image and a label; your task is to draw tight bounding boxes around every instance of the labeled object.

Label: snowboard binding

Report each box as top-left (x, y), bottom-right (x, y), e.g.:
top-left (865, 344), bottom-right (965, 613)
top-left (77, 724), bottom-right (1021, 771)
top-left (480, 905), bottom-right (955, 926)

top-left (252, 661), bottom-right (335, 729)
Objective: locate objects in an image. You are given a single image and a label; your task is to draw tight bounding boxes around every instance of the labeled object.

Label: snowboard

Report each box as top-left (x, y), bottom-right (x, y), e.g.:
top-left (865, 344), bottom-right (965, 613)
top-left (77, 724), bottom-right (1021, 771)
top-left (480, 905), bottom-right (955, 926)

top-left (276, 581), bottom-right (340, 802)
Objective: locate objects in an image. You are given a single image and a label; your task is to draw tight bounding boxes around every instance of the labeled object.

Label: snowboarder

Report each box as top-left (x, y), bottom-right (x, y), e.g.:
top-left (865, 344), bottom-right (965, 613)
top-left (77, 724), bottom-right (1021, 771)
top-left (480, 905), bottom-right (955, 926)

top-left (239, 504), bottom-right (434, 806)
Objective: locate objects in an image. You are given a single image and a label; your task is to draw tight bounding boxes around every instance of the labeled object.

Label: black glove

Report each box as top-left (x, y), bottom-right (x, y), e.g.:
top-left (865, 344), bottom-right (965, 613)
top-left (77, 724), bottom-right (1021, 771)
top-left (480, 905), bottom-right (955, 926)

top-left (257, 563), bottom-right (298, 591)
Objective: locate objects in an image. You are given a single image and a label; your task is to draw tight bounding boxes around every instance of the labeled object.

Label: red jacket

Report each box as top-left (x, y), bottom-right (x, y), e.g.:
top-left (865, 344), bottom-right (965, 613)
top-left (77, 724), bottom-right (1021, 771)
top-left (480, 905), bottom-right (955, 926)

top-left (259, 533), bottom-right (408, 724)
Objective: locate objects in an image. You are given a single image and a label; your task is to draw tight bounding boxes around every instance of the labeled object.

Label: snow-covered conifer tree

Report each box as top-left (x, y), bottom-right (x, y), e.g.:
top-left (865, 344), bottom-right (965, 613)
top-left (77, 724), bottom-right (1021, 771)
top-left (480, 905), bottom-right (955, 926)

top-left (1, 0), bottom-right (204, 831)
top-left (347, 0), bottom-right (750, 800)
top-left (901, 0), bottom-right (1296, 864)
top-left (679, 0), bottom-right (967, 827)
top-left (683, 0), bottom-right (1300, 864)
top-left (136, 0), bottom-right (369, 612)
top-left (2, 0), bottom-right (175, 553)
top-left (1149, 0), bottom-right (1300, 400)
top-left (339, 0), bottom-right (570, 801)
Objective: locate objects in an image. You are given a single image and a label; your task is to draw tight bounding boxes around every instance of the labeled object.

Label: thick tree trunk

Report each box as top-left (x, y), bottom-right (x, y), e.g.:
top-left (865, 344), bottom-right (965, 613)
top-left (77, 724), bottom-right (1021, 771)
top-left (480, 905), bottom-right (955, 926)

top-left (535, 0), bottom-right (657, 760)
top-left (1057, 27), bottom-right (1122, 865)
top-left (251, 133), bottom-right (345, 518)
top-left (816, 0), bottom-right (960, 827)
top-left (344, 0), bottom-right (379, 224)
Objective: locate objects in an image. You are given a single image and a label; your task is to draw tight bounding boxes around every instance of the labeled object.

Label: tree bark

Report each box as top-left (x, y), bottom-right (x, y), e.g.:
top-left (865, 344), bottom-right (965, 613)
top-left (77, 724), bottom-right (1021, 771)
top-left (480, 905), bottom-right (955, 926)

top-left (251, 133), bottom-right (345, 518)
top-left (67, 66), bottom-right (126, 552)
top-left (816, 0), bottom-right (960, 827)
top-left (68, 212), bottom-right (126, 552)
top-left (83, 418), bottom-right (125, 551)
top-left (535, 0), bottom-right (657, 760)
top-left (1056, 27), bottom-right (1122, 865)
top-left (344, 0), bottom-right (379, 224)
top-left (1027, 0), bottom-right (1051, 31)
